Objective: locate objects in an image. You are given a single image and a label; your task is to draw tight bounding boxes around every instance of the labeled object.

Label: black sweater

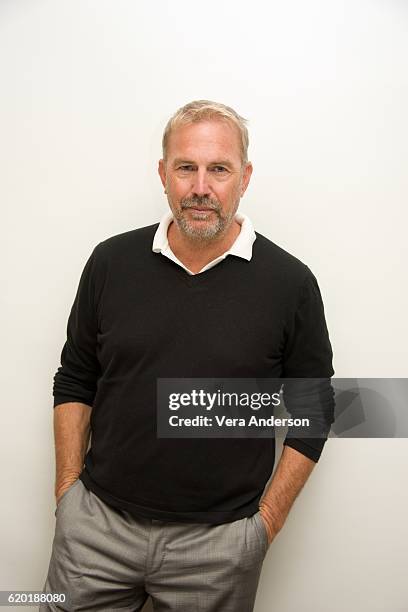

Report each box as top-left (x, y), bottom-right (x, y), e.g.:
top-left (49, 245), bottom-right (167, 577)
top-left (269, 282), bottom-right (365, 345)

top-left (53, 223), bottom-right (335, 524)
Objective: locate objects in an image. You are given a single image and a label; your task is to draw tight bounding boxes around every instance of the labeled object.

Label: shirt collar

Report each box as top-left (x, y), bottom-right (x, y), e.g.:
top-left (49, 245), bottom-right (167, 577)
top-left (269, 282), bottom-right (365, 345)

top-left (152, 210), bottom-right (256, 261)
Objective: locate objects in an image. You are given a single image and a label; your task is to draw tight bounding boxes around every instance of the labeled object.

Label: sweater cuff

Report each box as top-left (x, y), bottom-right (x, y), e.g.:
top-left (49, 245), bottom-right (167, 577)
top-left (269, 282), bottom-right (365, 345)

top-left (53, 395), bottom-right (94, 409)
top-left (283, 437), bottom-right (327, 462)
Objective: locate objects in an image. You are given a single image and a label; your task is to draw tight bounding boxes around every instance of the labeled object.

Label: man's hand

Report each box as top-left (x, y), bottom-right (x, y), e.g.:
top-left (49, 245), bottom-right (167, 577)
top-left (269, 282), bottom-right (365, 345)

top-left (258, 445), bottom-right (317, 547)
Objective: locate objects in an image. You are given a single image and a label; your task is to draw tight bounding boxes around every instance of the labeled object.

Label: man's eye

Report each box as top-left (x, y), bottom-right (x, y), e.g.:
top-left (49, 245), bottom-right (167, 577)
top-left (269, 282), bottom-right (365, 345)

top-left (211, 166), bottom-right (228, 173)
top-left (178, 165), bottom-right (194, 171)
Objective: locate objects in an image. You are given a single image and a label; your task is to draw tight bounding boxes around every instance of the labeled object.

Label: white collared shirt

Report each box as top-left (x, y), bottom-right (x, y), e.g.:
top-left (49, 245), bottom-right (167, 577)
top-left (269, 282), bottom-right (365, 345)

top-left (152, 210), bottom-right (257, 275)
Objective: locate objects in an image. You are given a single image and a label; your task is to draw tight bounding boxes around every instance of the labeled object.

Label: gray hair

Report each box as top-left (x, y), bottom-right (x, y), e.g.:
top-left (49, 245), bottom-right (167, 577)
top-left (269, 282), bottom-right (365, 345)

top-left (162, 100), bottom-right (249, 164)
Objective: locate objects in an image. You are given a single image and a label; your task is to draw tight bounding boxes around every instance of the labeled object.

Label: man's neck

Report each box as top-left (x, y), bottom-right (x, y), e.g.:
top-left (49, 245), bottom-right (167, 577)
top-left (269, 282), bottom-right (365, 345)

top-left (167, 218), bottom-right (241, 274)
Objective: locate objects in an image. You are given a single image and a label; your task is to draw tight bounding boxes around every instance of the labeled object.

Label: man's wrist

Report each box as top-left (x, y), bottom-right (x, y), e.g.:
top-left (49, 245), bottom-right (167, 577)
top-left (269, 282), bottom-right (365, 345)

top-left (259, 500), bottom-right (284, 532)
top-left (258, 502), bottom-right (283, 545)
top-left (55, 475), bottom-right (80, 501)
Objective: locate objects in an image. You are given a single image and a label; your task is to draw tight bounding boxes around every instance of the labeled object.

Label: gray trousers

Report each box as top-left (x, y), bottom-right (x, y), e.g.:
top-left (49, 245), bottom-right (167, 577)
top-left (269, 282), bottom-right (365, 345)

top-left (40, 479), bottom-right (269, 611)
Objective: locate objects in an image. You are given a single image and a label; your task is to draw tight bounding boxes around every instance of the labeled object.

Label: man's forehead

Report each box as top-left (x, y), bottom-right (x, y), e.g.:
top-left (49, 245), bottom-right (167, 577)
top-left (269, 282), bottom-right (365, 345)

top-left (166, 120), bottom-right (242, 162)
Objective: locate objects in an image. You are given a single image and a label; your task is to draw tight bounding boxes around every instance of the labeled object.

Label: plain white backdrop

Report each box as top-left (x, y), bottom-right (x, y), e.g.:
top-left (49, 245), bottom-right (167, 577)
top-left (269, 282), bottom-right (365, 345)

top-left (1, 1), bottom-right (407, 610)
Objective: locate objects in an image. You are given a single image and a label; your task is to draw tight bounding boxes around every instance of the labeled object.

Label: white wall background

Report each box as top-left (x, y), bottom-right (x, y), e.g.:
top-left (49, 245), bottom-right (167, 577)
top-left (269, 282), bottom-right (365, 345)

top-left (1, 0), bottom-right (407, 610)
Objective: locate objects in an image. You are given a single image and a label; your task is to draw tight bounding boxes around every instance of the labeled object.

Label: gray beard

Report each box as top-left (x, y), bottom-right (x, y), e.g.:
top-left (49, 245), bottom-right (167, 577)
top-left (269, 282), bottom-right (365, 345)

top-left (173, 196), bottom-right (235, 242)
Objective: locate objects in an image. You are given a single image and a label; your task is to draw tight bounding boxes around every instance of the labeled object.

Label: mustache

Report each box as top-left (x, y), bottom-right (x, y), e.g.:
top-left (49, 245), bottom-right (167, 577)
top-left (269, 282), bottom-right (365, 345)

top-left (180, 196), bottom-right (221, 211)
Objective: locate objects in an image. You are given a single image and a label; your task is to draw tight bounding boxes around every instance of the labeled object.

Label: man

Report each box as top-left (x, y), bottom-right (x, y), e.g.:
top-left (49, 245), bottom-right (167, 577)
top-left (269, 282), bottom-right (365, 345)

top-left (41, 100), bottom-right (334, 611)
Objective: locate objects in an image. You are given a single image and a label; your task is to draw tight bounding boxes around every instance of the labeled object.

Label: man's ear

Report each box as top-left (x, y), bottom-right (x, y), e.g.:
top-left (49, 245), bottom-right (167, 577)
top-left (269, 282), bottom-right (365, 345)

top-left (240, 162), bottom-right (253, 197)
top-left (158, 159), bottom-right (167, 190)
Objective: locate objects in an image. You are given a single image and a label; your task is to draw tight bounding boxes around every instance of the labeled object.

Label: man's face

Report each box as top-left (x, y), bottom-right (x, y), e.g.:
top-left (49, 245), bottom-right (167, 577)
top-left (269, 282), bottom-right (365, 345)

top-left (158, 120), bottom-right (252, 242)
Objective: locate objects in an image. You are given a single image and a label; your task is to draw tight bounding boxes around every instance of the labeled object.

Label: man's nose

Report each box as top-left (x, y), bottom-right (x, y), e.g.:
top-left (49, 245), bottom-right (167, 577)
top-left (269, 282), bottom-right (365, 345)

top-left (191, 169), bottom-right (211, 196)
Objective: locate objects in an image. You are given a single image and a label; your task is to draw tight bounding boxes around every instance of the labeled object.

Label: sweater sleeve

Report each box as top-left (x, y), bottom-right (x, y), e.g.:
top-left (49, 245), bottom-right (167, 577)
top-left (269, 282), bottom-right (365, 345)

top-left (52, 245), bottom-right (102, 408)
top-left (281, 266), bottom-right (335, 462)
